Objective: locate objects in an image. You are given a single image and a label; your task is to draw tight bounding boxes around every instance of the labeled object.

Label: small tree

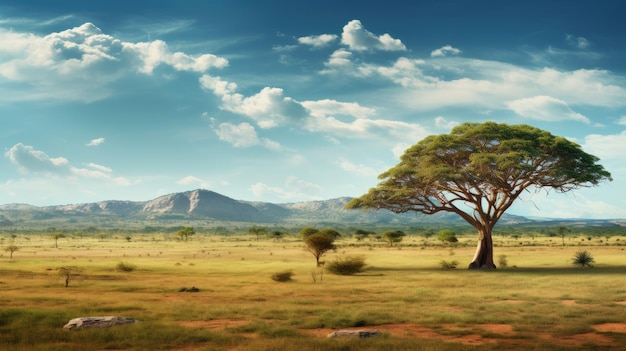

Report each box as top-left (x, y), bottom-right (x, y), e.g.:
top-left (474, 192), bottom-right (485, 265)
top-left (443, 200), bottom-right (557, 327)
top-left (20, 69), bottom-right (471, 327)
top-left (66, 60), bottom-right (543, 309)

top-left (353, 229), bottom-right (373, 241)
top-left (305, 233), bottom-right (336, 267)
top-left (382, 230), bottom-right (406, 246)
top-left (51, 232), bottom-right (65, 248)
top-left (437, 229), bottom-right (458, 245)
top-left (248, 225), bottom-right (267, 241)
top-left (57, 266), bottom-right (82, 287)
top-left (558, 226), bottom-right (570, 246)
top-left (4, 245), bottom-right (18, 259)
top-left (176, 227), bottom-right (195, 242)
top-left (269, 230), bottom-right (285, 242)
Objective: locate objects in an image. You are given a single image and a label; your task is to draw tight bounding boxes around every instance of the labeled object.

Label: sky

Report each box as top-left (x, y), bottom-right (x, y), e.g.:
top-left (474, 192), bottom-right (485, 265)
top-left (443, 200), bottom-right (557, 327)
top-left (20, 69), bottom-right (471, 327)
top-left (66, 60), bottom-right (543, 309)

top-left (1, 0), bottom-right (625, 219)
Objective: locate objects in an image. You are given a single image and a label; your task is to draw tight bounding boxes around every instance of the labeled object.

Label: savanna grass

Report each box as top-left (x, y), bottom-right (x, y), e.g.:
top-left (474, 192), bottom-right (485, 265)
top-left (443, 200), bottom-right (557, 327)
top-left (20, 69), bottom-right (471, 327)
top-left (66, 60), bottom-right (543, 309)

top-left (0, 233), bottom-right (625, 350)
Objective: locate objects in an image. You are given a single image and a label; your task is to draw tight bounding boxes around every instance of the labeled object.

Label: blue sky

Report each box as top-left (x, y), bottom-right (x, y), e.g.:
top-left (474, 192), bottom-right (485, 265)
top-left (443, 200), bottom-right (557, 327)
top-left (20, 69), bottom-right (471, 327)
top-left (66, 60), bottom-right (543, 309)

top-left (1, 0), bottom-right (625, 219)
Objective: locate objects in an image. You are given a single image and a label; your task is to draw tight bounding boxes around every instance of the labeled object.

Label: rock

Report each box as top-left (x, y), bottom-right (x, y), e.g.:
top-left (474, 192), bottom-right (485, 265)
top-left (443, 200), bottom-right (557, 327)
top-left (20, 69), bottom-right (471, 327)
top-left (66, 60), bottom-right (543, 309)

top-left (327, 329), bottom-right (382, 338)
top-left (179, 286), bottom-right (200, 292)
top-left (63, 316), bottom-right (139, 330)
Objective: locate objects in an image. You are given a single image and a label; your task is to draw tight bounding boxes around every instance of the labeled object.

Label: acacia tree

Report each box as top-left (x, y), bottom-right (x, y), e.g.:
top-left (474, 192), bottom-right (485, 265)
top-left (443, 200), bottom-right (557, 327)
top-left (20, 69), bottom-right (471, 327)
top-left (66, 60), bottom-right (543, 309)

top-left (346, 122), bottom-right (611, 269)
top-left (51, 232), bottom-right (65, 248)
top-left (248, 225), bottom-right (267, 241)
top-left (382, 230), bottom-right (406, 246)
top-left (304, 232), bottom-right (337, 267)
top-left (176, 226), bottom-right (195, 242)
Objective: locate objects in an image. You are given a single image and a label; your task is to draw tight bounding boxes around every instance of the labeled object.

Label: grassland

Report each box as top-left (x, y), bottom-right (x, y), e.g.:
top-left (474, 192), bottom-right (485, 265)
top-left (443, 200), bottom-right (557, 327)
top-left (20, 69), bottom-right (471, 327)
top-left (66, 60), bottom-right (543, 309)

top-left (1, 232), bottom-right (626, 350)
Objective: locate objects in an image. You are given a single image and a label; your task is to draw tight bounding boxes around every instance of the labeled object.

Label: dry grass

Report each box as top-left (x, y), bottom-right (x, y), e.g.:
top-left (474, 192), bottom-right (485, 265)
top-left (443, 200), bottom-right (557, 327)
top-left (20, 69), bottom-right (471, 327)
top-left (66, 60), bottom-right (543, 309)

top-left (1, 233), bottom-right (625, 350)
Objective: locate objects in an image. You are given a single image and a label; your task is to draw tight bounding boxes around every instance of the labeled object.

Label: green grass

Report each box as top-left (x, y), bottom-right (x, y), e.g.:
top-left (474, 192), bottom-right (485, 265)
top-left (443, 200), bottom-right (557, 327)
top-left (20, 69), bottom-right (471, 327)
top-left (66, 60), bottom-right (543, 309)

top-left (0, 234), bottom-right (625, 350)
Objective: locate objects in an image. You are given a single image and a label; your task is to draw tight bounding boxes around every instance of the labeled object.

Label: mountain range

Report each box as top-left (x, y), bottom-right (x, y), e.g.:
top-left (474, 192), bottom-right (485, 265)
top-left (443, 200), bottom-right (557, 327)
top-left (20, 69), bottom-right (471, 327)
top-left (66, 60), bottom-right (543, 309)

top-left (0, 189), bottom-right (622, 229)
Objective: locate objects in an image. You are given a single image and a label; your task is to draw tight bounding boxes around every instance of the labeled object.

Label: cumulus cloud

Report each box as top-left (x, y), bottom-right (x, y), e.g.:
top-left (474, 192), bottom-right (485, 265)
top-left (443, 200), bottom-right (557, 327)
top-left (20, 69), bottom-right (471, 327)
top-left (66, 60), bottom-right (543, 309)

top-left (582, 131), bottom-right (626, 161)
top-left (177, 175), bottom-right (210, 188)
top-left (507, 95), bottom-right (590, 123)
top-left (431, 45), bottom-right (461, 57)
top-left (201, 73), bottom-right (428, 143)
top-left (298, 34), bottom-right (338, 48)
top-left (341, 20), bottom-right (406, 51)
top-left (213, 122), bottom-right (281, 150)
top-left (87, 137), bottom-right (105, 146)
top-left (617, 116), bottom-right (626, 125)
top-left (338, 158), bottom-right (378, 177)
top-left (0, 22), bottom-right (228, 102)
top-left (5, 143), bottom-right (71, 175)
top-left (4, 143), bottom-right (127, 183)
top-left (200, 75), bottom-right (307, 128)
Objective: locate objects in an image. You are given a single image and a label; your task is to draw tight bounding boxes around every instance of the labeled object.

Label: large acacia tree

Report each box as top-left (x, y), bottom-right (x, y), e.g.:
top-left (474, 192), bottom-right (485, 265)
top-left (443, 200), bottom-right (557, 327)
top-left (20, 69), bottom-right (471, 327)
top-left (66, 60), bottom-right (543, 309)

top-left (346, 122), bottom-right (612, 269)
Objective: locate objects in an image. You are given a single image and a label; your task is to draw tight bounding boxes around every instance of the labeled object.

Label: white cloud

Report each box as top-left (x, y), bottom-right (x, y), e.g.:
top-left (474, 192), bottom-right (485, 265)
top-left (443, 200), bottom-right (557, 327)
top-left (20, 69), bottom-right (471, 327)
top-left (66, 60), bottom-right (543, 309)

top-left (338, 158), bottom-right (378, 177)
top-left (507, 95), bottom-right (590, 123)
top-left (86, 163), bottom-right (112, 173)
top-left (617, 116), bottom-right (626, 125)
top-left (582, 130), bottom-right (626, 161)
top-left (5, 143), bottom-right (71, 175)
top-left (341, 20), bottom-right (406, 52)
top-left (298, 34), bottom-right (338, 48)
top-left (177, 175), bottom-right (210, 189)
top-left (300, 99), bottom-right (376, 119)
top-left (431, 45), bottom-right (461, 57)
top-left (200, 75), bottom-right (307, 128)
top-left (4, 143), bottom-right (128, 183)
top-left (0, 22), bottom-right (228, 102)
top-left (213, 122), bottom-right (281, 150)
top-left (87, 137), bottom-right (105, 146)
top-left (202, 72), bottom-right (429, 143)
top-left (434, 116), bottom-right (459, 130)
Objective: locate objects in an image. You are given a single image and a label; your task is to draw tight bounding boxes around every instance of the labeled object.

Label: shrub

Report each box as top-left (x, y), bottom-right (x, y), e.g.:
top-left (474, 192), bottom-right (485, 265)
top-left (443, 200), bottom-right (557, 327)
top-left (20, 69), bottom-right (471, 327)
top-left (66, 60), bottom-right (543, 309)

top-left (326, 256), bottom-right (366, 275)
top-left (572, 250), bottom-right (594, 268)
top-left (439, 260), bottom-right (459, 270)
top-left (271, 270), bottom-right (294, 282)
top-left (498, 255), bottom-right (508, 268)
top-left (116, 262), bottom-right (136, 272)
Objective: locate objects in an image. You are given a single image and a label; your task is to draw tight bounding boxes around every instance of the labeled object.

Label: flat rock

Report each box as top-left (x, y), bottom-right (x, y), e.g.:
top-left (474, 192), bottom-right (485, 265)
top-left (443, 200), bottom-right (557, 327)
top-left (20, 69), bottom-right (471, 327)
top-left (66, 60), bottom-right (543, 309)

top-left (327, 329), bottom-right (382, 338)
top-left (63, 316), bottom-right (139, 330)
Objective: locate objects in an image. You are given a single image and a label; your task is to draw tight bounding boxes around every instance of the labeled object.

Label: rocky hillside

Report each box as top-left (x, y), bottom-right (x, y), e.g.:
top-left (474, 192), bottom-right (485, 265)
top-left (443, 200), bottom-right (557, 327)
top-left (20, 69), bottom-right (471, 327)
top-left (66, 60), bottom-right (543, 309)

top-left (0, 188), bottom-right (535, 228)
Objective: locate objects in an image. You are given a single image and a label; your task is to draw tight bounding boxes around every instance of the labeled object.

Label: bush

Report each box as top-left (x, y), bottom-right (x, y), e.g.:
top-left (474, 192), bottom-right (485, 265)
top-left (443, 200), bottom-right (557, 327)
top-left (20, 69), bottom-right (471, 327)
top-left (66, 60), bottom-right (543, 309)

top-left (439, 260), bottom-right (459, 270)
top-left (498, 255), bottom-right (508, 268)
top-left (271, 270), bottom-right (294, 282)
top-left (572, 250), bottom-right (594, 268)
top-left (326, 256), bottom-right (366, 275)
top-left (116, 262), bottom-right (136, 272)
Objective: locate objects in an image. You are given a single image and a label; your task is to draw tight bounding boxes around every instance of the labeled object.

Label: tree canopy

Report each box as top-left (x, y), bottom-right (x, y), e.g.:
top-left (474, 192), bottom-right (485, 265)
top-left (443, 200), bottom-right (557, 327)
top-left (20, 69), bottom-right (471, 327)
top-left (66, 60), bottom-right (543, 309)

top-left (346, 122), bottom-right (612, 269)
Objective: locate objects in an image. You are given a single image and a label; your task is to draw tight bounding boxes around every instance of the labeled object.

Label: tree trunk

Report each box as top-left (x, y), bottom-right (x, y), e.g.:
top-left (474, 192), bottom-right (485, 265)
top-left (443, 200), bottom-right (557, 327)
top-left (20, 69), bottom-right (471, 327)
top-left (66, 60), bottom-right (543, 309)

top-left (468, 228), bottom-right (496, 269)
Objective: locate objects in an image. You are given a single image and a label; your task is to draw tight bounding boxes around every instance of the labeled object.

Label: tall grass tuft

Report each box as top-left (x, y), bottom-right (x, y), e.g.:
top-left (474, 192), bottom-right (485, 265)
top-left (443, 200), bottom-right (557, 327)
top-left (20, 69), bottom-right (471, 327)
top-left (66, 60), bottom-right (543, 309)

top-left (572, 250), bottom-right (594, 268)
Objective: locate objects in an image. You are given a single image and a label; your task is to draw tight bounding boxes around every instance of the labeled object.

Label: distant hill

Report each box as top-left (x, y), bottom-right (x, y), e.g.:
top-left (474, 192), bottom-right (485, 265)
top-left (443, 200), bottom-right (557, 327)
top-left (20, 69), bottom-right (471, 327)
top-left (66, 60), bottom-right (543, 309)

top-left (0, 189), bottom-right (622, 229)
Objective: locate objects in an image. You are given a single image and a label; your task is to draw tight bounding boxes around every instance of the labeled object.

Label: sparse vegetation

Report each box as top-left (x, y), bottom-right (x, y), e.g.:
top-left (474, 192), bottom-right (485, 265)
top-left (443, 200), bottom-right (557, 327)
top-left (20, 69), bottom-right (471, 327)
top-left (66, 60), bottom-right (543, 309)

top-left (572, 250), bottom-right (595, 268)
top-left (437, 229), bottom-right (458, 245)
top-left (0, 228), bottom-right (625, 350)
top-left (4, 244), bottom-right (18, 259)
top-left (116, 261), bottom-right (136, 272)
top-left (439, 259), bottom-right (459, 269)
top-left (326, 256), bottom-right (366, 275)
top-left (381, 230), bottom-right (406, 246)
top-left (271, 270), bottom-right (294, 282)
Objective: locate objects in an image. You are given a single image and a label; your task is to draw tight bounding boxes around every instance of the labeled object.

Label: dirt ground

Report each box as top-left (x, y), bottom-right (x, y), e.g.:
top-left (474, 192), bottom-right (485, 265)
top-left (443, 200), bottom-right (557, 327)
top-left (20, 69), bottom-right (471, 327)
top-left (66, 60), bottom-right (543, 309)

top-left (180, 319), bottom-right (626, 349)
